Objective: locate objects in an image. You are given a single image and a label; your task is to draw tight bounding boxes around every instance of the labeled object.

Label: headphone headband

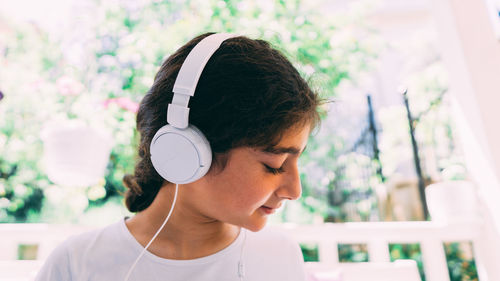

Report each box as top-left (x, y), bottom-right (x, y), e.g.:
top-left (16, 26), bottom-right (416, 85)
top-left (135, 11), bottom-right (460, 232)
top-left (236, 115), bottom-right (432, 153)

top-left (168, 33), bottom-right (237, 129)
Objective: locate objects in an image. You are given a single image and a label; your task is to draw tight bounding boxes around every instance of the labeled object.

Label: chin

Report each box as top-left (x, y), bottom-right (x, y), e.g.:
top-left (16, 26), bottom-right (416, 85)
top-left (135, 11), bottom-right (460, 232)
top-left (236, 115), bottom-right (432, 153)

top-left (242, 216), bottom-right (268, 232)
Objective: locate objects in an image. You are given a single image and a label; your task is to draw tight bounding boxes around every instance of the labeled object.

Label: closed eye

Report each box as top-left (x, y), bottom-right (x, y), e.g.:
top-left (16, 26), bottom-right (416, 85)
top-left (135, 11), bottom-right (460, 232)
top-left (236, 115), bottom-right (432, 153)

top-left (263, 164), bottom-right (285, 175)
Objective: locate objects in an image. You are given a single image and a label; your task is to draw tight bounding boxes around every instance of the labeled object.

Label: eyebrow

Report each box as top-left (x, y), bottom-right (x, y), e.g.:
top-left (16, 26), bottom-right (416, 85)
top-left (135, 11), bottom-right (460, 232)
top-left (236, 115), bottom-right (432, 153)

top-left (262, 145), bottom-right (307, 156)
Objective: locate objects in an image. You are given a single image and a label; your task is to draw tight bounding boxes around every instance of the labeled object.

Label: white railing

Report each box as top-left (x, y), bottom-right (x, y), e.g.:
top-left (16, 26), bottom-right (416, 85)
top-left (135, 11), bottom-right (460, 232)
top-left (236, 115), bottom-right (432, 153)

top-left (272, 220), bottom-right (491, 281)
top-left (0, 223), bottom-right (92, 281)
top-left (0, 220), bottom-right (494, 281)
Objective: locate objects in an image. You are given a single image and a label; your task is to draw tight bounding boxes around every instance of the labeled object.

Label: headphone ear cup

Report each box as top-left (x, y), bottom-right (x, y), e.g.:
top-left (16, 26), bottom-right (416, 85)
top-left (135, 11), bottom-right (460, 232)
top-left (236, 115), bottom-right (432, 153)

top-left (150, 125), bottom-right (212, 184)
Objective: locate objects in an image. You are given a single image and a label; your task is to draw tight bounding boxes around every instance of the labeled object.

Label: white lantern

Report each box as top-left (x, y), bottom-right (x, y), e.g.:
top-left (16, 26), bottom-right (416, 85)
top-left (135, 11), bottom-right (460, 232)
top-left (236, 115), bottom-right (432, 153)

top-left (42, 120), bottom-right (113, 187)
top-left (425, 181), bottom-right (482, 223)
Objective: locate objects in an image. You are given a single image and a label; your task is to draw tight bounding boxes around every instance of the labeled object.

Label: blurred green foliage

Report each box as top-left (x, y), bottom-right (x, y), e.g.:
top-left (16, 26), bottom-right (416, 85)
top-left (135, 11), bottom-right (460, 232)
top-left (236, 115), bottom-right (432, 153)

top-left (444, 242), bottom-right (479, 281)
top-left (0, 2), bottom-right (481, 280)
top-left (0, 0), bottom-right (379, 223)
top-left (390, 243), bottom-right (426, 281)
top-left (338, 244), bottom-right (369, 262)
top-left (300, 243), bottom-right (320, 262)
top-left (0, 19), bottom-right (59, 222)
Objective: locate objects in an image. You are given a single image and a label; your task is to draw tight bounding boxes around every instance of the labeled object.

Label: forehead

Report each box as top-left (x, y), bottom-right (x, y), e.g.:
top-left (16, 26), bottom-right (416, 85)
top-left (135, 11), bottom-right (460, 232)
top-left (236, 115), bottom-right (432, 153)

top-left (259, 124), bottom-right (311, 155)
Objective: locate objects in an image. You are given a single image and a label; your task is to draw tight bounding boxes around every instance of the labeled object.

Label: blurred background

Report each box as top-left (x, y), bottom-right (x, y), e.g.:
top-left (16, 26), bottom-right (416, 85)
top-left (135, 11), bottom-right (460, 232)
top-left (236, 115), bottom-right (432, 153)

top-left (2, 0), bottom-right (500, 280)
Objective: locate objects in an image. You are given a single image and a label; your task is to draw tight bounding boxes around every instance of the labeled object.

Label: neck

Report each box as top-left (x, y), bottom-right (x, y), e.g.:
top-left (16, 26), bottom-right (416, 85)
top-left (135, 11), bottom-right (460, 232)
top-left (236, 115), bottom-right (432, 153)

top-left (125, 184), bottom-right (241, 260)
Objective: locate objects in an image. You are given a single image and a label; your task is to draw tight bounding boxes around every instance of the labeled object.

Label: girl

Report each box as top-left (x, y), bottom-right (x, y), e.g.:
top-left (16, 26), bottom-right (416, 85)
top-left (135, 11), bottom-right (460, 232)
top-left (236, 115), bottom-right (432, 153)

top-left (36, 32), bottom-right (321, 281)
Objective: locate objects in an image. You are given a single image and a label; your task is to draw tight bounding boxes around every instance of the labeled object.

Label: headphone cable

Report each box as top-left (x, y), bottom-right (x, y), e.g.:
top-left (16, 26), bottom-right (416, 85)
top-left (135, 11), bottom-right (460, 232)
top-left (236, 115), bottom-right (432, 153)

top-left (238, 228), bottom-right (247, 281)
top-left (124, 183), bottom-right (179, 281)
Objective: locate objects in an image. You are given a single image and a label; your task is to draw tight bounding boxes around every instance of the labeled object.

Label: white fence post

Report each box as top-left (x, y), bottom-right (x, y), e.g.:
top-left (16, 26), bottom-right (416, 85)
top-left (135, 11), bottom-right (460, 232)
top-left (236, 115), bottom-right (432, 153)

top-left (367, 241), bottom-right (390, 262)
top-left (0, 238), bottom-right (18, 260)
top-left (421, 239), bottom-right (451, 281)
top-left (318, 240), bottom-right (339, 264)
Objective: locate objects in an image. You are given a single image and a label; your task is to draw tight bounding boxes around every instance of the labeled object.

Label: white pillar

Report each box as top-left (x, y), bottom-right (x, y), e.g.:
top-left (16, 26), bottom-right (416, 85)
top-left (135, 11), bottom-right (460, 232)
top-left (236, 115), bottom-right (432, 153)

top-left (421, 239), bottom-right (450, 281)
top-left (367, 240), bottom-right (390, 262)
top-left (319, 240), bottom-right (339, 264)
top-left (429, 0), bottom-right (500, 280)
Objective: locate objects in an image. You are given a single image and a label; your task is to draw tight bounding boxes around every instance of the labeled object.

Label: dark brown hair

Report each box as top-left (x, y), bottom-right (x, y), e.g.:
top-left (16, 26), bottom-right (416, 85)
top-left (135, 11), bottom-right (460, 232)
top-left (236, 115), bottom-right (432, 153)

top-left (123, 32), bottom-right (322, 212)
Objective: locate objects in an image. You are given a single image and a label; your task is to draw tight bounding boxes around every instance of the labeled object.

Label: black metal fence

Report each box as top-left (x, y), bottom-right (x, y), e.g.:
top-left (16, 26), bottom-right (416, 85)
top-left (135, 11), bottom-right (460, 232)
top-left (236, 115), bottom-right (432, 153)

top-left (326, 89), bottom-right (457, 222)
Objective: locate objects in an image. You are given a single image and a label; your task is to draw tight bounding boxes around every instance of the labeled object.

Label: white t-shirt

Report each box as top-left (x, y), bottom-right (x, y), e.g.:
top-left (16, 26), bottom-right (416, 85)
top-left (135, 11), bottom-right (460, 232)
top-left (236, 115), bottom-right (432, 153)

top-left (35, 217), bottom-right (306, 281)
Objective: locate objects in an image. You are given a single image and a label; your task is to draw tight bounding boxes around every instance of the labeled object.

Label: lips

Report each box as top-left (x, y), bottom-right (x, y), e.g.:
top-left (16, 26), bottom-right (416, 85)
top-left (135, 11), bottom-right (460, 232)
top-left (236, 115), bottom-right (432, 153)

top-left (260, 206), bottom-right (275, 214)
top-left (260, 204), bottom-right (282, 215)
top-left (263, 203), bottom-right (282, 209)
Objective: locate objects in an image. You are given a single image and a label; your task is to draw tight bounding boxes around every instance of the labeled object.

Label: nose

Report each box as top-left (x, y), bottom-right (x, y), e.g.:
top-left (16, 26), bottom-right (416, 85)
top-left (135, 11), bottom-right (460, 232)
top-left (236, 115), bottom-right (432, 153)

top-left (275, 162), bottom-right (302, 200)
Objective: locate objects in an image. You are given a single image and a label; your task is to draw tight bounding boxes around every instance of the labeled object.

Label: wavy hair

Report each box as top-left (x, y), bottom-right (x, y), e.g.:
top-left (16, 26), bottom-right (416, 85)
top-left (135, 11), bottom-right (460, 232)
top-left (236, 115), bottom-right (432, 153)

top-left (123, 33), bottom-right (322, 212)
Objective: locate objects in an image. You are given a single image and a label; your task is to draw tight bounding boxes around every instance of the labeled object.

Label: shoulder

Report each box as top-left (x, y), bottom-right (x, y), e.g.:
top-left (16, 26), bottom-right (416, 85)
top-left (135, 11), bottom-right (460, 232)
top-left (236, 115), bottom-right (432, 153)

top-left (247, 225), bottom-right (301, 252)
top-left (35, 219), bottom-right (125, 281)
top-left (55, 219), bottom-right (122, 258)
top-left (244, 225), bottom-right (306, 281)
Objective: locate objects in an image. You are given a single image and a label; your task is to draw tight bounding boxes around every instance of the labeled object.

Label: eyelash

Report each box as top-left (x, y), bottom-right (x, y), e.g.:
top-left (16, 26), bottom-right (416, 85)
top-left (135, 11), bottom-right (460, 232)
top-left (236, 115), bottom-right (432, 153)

top-left (264, 164), bottom-right (285, 175)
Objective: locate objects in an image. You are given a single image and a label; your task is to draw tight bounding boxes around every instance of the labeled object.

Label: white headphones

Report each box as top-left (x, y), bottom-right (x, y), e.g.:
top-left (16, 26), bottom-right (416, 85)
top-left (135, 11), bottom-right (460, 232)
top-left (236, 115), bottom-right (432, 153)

top-left (150, 33), bottom-right (237, 184)
top-left (125, 34), bottom-right (247, 281)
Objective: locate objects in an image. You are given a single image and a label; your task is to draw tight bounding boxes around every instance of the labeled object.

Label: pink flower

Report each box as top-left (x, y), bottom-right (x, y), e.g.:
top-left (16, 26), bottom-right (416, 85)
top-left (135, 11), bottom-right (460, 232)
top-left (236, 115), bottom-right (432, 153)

top-left (102, 97), bottom-right (139, 113)
top-left (56, 76), bottom-right (85, 96)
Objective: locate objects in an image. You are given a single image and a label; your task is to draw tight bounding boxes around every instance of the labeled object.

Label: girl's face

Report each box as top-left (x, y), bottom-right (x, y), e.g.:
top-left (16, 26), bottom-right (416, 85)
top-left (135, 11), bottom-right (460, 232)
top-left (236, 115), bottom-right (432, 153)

top-left (188, 125), bottom-right (310, 232)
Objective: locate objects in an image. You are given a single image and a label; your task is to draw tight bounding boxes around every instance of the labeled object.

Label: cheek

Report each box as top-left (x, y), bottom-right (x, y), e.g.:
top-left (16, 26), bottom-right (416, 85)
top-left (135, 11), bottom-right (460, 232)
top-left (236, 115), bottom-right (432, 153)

top-left (214, 165), bottom-right (275, 210)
